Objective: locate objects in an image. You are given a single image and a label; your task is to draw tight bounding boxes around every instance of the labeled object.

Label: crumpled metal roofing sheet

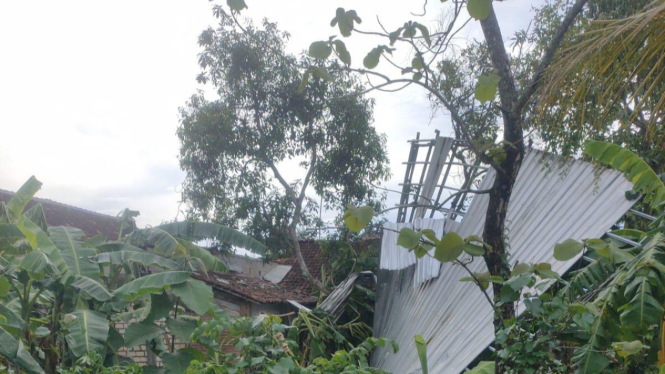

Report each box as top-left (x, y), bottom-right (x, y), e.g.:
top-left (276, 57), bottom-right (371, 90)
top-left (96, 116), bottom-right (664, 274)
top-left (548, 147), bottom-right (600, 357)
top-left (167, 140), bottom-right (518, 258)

top-left (319, 271), bottom-right (376, 319)
top-left (381, 218), bottom-right (445, 284)
top-left (372, 150), bottom-right (636, 374)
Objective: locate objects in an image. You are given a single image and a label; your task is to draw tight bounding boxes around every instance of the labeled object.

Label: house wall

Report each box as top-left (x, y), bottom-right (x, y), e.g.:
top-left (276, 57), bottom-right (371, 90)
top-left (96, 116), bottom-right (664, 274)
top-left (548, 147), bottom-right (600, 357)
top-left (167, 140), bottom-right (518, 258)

top-left (115, 291), bottom-right (251, 366)
top-left (249, 302), bottom-right (285, 316)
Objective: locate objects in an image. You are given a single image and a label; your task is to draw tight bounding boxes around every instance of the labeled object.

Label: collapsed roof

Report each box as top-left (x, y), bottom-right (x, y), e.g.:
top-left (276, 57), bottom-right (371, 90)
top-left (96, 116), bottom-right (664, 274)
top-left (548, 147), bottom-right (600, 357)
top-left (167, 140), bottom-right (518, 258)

top-left (372, 148), bottom-right (637, 374)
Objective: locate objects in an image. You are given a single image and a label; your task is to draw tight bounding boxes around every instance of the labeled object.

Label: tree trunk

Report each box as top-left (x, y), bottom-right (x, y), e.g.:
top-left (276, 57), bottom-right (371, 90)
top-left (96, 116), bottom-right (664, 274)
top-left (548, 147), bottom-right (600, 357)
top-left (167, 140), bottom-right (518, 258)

top-left (288, 224), bottom-right (328, 293)
top-left (479, 6), bottom-right (525, 374)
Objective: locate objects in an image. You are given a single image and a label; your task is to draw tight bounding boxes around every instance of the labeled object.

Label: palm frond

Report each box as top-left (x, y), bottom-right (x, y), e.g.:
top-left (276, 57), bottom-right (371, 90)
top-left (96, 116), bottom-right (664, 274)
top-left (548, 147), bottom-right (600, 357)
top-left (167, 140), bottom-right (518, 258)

top-left (541, 0), bottom-right (665, 137)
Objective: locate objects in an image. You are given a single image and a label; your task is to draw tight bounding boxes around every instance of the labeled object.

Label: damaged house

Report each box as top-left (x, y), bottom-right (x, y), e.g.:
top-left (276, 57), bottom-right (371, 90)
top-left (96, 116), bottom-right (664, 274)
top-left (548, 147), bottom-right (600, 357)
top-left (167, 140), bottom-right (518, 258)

top-left (371, 134), bottom-right (642, 374)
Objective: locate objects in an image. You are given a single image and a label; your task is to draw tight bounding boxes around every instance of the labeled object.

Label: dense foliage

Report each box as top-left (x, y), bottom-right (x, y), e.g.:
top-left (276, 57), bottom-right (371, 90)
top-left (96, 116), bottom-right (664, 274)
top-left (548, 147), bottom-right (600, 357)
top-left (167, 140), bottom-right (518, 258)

top-left (388, 141), bottom-right (665, 373)
top-left (184, 310), bottom-right (394, 374)
top-left (0, 177), bottom-right (265, 374)
top-left (177, 10), bottom-right (389, 259)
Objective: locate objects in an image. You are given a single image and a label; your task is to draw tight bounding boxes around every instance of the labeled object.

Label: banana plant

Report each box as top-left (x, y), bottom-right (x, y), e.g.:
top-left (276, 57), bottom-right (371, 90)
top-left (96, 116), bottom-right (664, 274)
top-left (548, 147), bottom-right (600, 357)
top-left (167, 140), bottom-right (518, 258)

top-left (551, 141), bottom-right (665, 373)
top-left (0, 176), bottom-right (267, 374)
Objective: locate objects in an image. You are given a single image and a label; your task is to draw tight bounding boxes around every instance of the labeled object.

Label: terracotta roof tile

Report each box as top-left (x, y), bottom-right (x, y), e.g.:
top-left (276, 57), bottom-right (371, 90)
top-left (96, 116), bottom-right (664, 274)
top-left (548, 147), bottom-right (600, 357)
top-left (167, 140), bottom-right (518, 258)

top-left (277, 240), bottom-right (328, 294)
top-left (0, 189), bottom-right (120, 239)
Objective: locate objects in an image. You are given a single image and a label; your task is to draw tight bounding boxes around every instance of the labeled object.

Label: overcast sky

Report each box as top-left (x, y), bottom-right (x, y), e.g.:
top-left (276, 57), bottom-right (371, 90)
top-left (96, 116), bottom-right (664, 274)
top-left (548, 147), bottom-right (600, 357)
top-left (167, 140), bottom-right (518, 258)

top-left (0, 0), bottom-right (545, 227)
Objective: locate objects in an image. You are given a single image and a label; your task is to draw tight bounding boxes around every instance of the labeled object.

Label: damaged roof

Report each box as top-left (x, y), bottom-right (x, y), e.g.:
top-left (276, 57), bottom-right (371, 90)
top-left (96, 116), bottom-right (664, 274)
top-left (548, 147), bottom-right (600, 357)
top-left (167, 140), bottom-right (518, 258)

top-left (204, 238), bottom-right (379, 304)
top-left (277, 240), bottom-right (328, 294)
top-left (197, 272), bottom-right (317, 304)
top-left (0, 188), bottom-right (120, 239)
top-left (200, 240), bottom-right (328, 304)
top-left (372, 149), bottom-right (637, 374)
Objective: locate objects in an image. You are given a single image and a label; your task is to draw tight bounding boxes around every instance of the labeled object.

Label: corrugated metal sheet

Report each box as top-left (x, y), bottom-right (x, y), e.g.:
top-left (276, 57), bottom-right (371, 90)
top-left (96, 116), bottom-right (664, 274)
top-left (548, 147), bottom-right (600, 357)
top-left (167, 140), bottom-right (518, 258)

top-left (372, 150), bottom-right (636, 374)
top-left (263, 265), bottom-right (292, 284)
top-left (380, 218), bottom-right (445, 284)
top-left (319, 271), bottom-right (376, 319)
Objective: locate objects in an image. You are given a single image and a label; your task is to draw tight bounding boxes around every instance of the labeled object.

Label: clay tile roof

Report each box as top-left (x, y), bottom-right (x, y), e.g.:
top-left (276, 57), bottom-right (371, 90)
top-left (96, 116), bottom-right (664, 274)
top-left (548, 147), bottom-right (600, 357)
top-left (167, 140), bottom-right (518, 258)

top-left (201, 238), bottom-right (381, 304)
top-left (196, 272), bottom-right (317, 304)
top-left (0, 189), bottom-right (120, 240)
top-left (277, 240), bottom-right (328, 294)
top-left (276, 238), bottom-right (380, 294)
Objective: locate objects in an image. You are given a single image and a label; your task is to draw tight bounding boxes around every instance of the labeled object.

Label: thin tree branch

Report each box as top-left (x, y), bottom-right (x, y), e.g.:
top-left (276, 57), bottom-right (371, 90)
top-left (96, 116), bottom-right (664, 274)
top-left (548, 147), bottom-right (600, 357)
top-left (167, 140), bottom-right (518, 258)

top-left (513, 0), bottom-right (589, 117)
top-left (455, 259), bottom-right (495, 307)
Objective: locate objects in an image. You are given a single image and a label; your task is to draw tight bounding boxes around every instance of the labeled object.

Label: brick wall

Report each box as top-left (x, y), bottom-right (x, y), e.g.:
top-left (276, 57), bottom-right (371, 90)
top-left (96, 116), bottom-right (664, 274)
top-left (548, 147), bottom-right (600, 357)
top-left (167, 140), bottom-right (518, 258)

top-left (114, 293), bottom-right (250, 366)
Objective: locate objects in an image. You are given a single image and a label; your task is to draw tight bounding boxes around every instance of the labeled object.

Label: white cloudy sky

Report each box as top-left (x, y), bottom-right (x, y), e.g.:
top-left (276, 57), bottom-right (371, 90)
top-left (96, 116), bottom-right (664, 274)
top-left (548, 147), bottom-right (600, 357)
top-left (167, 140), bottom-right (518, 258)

top-left (0, 0), bottom-right (545, 227)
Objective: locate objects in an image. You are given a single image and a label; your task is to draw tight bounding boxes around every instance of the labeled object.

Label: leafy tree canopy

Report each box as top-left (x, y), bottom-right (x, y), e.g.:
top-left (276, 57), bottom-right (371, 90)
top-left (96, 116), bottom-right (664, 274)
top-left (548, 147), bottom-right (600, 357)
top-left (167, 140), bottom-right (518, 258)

top-left (178, 12), bottom-right (389, 257)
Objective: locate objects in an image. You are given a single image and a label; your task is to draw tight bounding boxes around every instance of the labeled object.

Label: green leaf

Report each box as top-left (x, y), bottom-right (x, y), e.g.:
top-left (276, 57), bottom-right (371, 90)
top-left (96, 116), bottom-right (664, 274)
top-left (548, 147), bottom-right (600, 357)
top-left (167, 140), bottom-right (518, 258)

top-left (226, 0), bottom-right (247, 12)
top-left (136, 221), bottom-right (266, 256)
top-left (584, 141), bottom-right (665, 208)
top-left (17, 216), bottom-right (69, 281)
top-left (0, 326), bottom-right (19, 360)
top-left (144, 292), bottom-right (175, 323)
top-left (51, 226), bottom-right (101, 281)
top-left (71, 276), bottom-right (112, 302)
top-left (462, 243), bottom-right (484, 256)
top-left (96, 251), bottom-right (179, 270)
top-left (420, 229), bottom-right (439, 244)
top-left (162, 350), bottom-right (197, 374)
top-left (311, 67), bottom-right (333, 81)
top-left (553, 239), bottom-right (584, 261)
top-left (298, 70), bottom-right (311, 93)
top-left (414, 245), bottom-right (431, 259)
top-left (433, 232), bottom-right (464, 262)
top-left (308, 41), bottom-right (332, 60)
top-left (112, 271), bottom-right (190, 301)
top-left (64, 310), bottom-right (110, 358)
top-left (535, 268), bottom-right (560, 279)
top-left (123, 322), bottom-right (164, 348)
top-left (402, 24), bottom-right (416, 38)
top-left (620, 277), bottom-right (663, 328)
top-left (19, 250), bottom-right (53, 280)
top-left (467, 0), bottom-right (492, 20)
top-left (505, 274), bottom-right (533, 291)
top-left (500, 284), bottom-right (520, 302)
top-left (34, 327), bottom-right (50, 337)
top-left (331, 8), bottom-right (362, 37)
top-left (414, 22), bottom-right (431, 46)
top-left (0, 326), bottom-right (45, 374)
top-left (5, 176), bottom-right (42, 224)
top-left (343, 205), bottom-right (374, 233)
top-left (333, 40), bottom-right (351, 65)
top-left (511, 262), bottom-right (533, 275)
top-left (611, 228), bottom-right (646, 242)
top-left (467, 361), bottom-right (494, 374)
top-left (474, 73), bottom-right (500, 103)
top-left (412, 57), bottom-right (424, 71)
top-left (363, 48), bottom-right (382, 69)
top-left (397, 228), bottom-right (422, 250)
top-left (166, 318), bottom-right (198, 344)
top-left (171, 279), bottom-right (213, 315)
top-left (0, 276), bottom-right (9, 297)
top-left (23, 204), bottom-right (48, 233)
top-left (414, 334), bottom-right (428, 374)
top-left (612, 340), bottom-right (647, 358)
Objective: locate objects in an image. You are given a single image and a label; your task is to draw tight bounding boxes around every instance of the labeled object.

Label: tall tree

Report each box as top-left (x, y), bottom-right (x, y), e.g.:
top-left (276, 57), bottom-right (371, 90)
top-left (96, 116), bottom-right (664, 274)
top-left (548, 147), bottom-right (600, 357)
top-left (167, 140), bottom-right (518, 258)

top-left (177, 13), bottom-right (389, 291)
top-left (223, 1), bottom-right (589, 372)
top-left (429, 0), bottom-right (662, 223)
